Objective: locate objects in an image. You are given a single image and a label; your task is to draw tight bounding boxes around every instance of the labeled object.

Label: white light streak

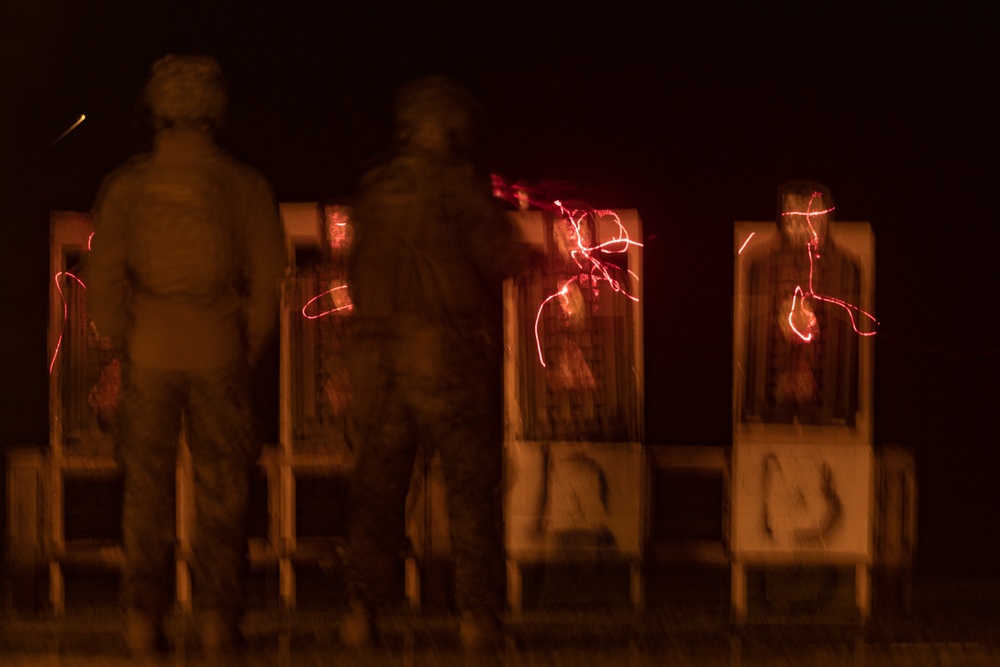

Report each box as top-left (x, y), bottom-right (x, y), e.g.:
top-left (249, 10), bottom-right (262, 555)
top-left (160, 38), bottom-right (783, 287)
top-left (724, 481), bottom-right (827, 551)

top-left (45, 114), bottom-right (86, 150)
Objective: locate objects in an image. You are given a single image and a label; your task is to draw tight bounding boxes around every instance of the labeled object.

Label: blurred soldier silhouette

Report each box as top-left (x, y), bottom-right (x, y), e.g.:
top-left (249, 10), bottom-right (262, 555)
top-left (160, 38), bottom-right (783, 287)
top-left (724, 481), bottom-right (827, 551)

top-left (86, 54), bottom-right (287, 659)
top-left (340, 75), bottom-right (543, 651)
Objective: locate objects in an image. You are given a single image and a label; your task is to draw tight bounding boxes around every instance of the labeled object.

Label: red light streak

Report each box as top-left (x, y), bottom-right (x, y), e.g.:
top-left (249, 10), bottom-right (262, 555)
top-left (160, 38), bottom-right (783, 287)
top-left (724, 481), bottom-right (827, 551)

top-left (325, 209), bottom-right (352, 249)
top-left (738, 232), bottom-right (755, 255)
top-left (534, 278), bottom-right (575, 366)
top-left (301, 284), bottom-right (353, 320)
top-left (781, 204), bottom-right (836, 219)
top-left (49, 271), bottom-right (87, 374)
top-left (490, 174), bottom-right (578, 212)
top-left (782, 192), bottom-right (878, 341)
top-left (552, 202), bottom-right (642, 293)
top-left (788, 286), bottom-right (817, 342)
top-left (534, 203), bottom-right (642, 367)
top-left (491, 176), bottom-right (648, 367)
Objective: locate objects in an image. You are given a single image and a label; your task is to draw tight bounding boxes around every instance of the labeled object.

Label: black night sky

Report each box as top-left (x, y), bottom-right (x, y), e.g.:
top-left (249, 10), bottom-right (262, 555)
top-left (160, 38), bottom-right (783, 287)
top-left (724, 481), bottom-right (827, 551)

top-left (2, 2), bottom-right (998, 577)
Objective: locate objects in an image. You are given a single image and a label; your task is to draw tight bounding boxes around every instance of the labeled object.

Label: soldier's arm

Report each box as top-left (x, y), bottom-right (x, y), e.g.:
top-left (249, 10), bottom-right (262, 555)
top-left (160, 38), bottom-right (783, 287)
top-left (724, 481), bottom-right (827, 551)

top-left (463, 173), bottom-right (544, 282)
top-left (241, 175), bottom-right (287, 365)
top-left (85, 173), bottom-right (132, 355)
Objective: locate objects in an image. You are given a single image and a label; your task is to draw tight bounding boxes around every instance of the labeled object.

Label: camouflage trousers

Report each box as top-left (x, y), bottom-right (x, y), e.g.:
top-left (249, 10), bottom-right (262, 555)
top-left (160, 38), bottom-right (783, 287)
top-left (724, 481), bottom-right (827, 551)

top-left (117, 360), bottom-right (261, 618)
top-left (345, 324), bottom-right (505, 614)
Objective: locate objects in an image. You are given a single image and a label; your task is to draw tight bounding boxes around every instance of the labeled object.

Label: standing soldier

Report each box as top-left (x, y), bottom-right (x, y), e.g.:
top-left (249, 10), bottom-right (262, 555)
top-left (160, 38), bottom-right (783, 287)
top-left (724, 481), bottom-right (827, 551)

top-left (339, 75), bottom-right (543, 652)
top-left (86, 54), bottom-right (287, 659)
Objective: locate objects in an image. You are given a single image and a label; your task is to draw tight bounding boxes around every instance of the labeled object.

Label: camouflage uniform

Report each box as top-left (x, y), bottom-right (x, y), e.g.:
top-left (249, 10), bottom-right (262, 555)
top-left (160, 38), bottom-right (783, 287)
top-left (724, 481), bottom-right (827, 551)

top-left (116, 362), bottom-right (260, 617)
top-left (86, 55), bottom-right (286, 635)
top-left (344, 77), bottom-right (540, 620)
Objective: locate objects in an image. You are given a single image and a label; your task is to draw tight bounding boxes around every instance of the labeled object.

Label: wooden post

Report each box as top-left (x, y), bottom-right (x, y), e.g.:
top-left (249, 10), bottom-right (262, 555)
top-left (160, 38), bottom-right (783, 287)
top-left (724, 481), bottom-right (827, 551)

top-left (630, 559), bottom-right (644, 614)
top-left (731, 561), bottom-right (746, 620)
top-left (175, 431), bottom-right (193, 612)
top-left (279, 462), bottom-right (295, 609)
top-left (6, 447), bottom-right (46, 610)
top-left (506, 559), bottom-right (522, 615)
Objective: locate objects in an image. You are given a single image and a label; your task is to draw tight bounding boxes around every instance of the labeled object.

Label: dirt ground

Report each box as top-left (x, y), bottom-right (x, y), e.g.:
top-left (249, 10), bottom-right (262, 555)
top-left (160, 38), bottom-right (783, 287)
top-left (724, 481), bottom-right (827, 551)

top-left (3, 569), bottom-right (998, 666)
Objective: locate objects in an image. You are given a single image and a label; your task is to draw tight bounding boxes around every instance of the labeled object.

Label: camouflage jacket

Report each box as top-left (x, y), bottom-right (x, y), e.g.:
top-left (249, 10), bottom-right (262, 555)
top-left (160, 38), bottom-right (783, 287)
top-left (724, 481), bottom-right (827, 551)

top-left (86, 129), bottom-right (286, 369)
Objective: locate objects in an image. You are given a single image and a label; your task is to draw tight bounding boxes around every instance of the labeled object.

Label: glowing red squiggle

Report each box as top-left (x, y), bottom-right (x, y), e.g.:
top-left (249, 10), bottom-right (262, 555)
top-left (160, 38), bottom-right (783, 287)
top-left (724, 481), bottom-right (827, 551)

top-left (302, 284), bottom-right (353, 320)
top-left (784, 193), bottom-right (878, 341)
top-left (788, 286), bottom-right (817, 342)
top-left (534, 278), bottom-right (576, 366)
top-left (493, 175), bottom-right (648, 367)
top-left (781, 204), bottom-right (836, 220)
top-left (49, 271), bottom-right (87, 374)
top-left (534, 202), bottom-right (642, 367)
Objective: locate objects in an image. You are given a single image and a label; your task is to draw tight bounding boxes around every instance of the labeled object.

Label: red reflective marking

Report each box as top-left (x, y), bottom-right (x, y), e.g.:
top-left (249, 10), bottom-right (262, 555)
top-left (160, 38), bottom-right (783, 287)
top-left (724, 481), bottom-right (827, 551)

top-left (49, 271), bottom-right (87, 374)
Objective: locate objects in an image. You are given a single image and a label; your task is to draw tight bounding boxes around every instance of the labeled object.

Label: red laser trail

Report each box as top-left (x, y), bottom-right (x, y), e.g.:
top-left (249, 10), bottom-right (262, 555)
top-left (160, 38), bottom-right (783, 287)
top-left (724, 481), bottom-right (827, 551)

top-left (49, 271), bottom-right (87, 374)
top-left (301, 284), bottom-right (353, 319)
top-left (783, 192), bottom-right (878, 341)
top-left (534, 202), bottom-right (642, 367)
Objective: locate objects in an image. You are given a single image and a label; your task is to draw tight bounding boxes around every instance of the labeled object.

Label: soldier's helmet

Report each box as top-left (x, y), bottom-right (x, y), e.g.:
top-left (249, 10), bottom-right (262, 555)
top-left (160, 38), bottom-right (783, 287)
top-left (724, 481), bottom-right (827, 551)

top-left (393, 75), bottom-right (479, 154)
top-left (144, 54), bottom-right (227, 129)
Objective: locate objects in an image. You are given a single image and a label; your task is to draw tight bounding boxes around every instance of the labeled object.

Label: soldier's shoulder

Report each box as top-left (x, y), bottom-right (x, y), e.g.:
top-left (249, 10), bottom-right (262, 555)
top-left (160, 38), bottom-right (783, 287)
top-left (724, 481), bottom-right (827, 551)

top-left (108, 152), bottom-right (153, 178)
top-left (96, 153), bottom-right (152, 197)
top-left (357, 155), bottom-right (418, 194)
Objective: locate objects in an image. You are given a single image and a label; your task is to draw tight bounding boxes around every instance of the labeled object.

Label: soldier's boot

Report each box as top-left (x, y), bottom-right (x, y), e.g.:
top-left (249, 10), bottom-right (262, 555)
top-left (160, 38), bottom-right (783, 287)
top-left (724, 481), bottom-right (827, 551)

top-left (123, 608), bottom-right (167, 658)
top-left (339, 600), bottom-right (379, 648)
top-left (458, 608), bottom-right (504, 652)
top-left (200, 609), bottom-right (245, 661)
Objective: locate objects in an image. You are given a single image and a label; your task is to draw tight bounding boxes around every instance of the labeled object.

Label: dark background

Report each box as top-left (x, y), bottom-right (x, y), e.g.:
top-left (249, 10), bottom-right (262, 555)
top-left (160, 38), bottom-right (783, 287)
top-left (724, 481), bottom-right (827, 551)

top-left (2, 2), bottom-right (997, 578)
